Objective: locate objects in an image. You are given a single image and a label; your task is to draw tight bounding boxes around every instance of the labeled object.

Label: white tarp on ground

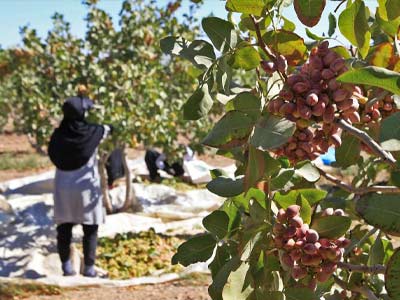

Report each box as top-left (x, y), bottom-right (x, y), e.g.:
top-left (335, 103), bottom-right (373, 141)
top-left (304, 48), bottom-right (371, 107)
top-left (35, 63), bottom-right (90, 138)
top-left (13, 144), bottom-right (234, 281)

top-left (0, 157), bottom-right (236, 195)
top-left (0, 169), bottom-right (223, 286)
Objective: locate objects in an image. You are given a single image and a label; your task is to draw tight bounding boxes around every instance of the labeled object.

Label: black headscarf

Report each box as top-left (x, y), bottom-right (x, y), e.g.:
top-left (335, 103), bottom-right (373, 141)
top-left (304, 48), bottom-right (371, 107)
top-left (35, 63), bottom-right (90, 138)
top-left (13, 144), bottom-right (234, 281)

top-left (48, 97), bottom-right (105, 171)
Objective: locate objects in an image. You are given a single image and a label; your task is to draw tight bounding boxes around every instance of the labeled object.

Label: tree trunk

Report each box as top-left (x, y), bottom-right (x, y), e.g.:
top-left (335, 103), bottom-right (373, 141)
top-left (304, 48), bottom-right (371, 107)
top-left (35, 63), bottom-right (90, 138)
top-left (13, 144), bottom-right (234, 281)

top-left (26, 133), bottom-right (46, 156)
top-left (119, 146), bottom-right (138, 212)
top-left (98, 152), bottom-right (113, 214)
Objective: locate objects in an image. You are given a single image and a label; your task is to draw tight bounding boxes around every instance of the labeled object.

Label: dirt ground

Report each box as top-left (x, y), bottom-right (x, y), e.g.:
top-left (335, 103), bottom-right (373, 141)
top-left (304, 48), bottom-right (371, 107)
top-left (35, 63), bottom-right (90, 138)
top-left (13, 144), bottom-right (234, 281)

top-left (25, 281), bottom-right (210, 300)
top-left (0, 133), bottom-right (51, 182)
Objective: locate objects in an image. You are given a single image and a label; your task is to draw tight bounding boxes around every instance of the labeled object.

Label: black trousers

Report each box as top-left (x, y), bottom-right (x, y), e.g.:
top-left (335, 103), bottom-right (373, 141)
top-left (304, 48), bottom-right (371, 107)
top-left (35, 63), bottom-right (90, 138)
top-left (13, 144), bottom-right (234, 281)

top-left (145, 150), bottom-right (162, 180)
top-left (56, 223), bottom-right (98, 266)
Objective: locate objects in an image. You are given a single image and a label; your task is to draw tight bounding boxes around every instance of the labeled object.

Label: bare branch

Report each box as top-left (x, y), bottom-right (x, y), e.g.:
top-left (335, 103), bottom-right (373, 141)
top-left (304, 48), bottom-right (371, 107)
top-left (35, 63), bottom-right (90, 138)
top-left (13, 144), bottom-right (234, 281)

top-left (335, 119), bottom-right (397, 167)
top-left (337, 262), bottom-right (386, 274)
top-left (318, 167), bottom-right (400, 195)
top-left (318, 167), bottom-right (354, 193)
top-left (333, 276), bottom-right (379, 300)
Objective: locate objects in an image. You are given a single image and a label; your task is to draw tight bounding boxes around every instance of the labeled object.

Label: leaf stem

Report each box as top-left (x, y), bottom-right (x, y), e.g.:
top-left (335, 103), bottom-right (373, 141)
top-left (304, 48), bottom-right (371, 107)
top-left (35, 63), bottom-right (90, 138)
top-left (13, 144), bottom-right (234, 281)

top-left (266, 178), bottom-right (272, 222)
top-left (344, 227), bottom-right (378, 256)
top-left (334, 0), bottom-right (346, 13)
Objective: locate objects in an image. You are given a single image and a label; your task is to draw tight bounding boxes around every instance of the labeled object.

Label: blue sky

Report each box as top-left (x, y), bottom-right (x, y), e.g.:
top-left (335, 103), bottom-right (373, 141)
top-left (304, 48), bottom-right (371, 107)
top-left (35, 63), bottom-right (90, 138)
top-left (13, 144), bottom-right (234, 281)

top-left (0, 0), bottom-right (378, 49)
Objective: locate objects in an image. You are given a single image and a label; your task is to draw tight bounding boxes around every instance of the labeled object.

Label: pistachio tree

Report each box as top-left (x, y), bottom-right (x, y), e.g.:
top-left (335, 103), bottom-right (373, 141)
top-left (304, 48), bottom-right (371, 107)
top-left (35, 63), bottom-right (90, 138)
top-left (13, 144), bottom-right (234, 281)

top-left (0, 0), bottom-right (212, 212)
top-left (163, 1), bottom-right (400, 299)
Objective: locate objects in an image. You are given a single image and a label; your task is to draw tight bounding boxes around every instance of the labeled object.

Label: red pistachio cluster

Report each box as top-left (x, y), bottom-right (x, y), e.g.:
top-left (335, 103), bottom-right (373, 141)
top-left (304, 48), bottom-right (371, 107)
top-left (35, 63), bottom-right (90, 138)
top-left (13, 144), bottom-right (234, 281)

top-left (360, 94), bottom-right (398, 123)
top-left (273, 205), bottom-right (350, 290)
top-left (263, 41), bottom-right (368, 163)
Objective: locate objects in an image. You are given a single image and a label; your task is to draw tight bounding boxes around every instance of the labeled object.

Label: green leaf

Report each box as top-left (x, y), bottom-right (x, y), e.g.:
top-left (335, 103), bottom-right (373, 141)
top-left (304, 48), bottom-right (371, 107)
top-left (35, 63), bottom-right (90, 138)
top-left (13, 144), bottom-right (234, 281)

top-left (222, 199), bottom-right (242, 233)
top-left (385, 248), bottom-right (400, 300)
top-left (232, 188), bottom-right (266, 212)
top-left (378, 0), bottom-right (400, 21)
top-left (222, 262), bottom-right (253, 300)
top-left (335, 134), bottom-right (361, 168)
top-left (264, 152), bottom-right (281, 177)
top-left (265, 255), bottom-right (281, 272)
top-left (209, 245), bottom-right (231, 278)
top-left (244, 146), bottom-right (266, 191)
top-left (202, 17), bottom-right (237, 52)
top-left (391, 170), bottom-right (400, 187)
top-left (295, 161), bottom-right (320, 182)
top-left (294, 0), bottom-right (326, 27)
top-left (225, 0), bottom-right (266, 16)
top-left (380, 112), bottom-right (400, 151)
top-left (240, 14), bottom-right (272, 31)
top-left (338, 0), bottom-right (371, 58)
top-left (285, 287), bottom-right (317, 300)
top-left (160, 36), bottom-right (183, 55)
top-left (209, 256), bottom-right (241, 300)
top-left (210, 169), bottom-right (229, 179)
top-left (207, 176), bottom-right (244, 197)
top-left (337, 66), bottom-right (400, 95)
top-left (356, 193), bottom-right (400, 236)
top-left (368, 236), bottom-right (385, 266)
top-left (305, 28), bottom-right (324, 41)
top-left (230, 45), bottom-right (261, 71)
top-left (203, 210), bottom-right (230, 239)
top-left (369, 42), bottom-right (394, 68)
top-left (297, 194), bottom-right (312, 224)
top-left (183, 84), bottom-right (213, 120)
top-left (244, 145), bottom-right (280, 191)
top-left (274, 189), bottom-right (327, 208)
top-left (203, 111), bottom-right (254, 149)
top-left (226, 92), bottom-right (261, 121)
top-left (249, 197), bottom-right (267, 222)
top-left (328, 13), bottom-right (337, 37)
top-left (250, 290), bottom-right (284, 300)
top-left (241, 231), bottom-right (264, 261)
top-left (270, 169), bottom-right (295, 190)
top-left (382, 239), bottom-right (395, 265)
top-left (172, 234), bottom-right (216, 266)
top-left (282, 16), bottom-right (296, 31)
top-left (177, 39), bottom-right (216, 69)
top-left (311, 215), bottom-right (352, 239)
top-left (250, 113), bottom-right (296, 151)
top-left (262, 30), bottom-right (307, 66)
top-left (331, 46), bottom-right (351, 59)
top-left (376, 10), bottom-right (400, 37)
top-left (217, 56), bottom-right (232, 95)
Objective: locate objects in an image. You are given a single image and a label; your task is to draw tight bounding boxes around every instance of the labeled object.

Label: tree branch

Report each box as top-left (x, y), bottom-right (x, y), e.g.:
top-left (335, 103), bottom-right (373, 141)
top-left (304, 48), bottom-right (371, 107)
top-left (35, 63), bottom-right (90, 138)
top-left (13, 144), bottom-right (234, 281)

top-left (337, 262), bottom-right (386, 274)
top-left (333, 276), bottom-right (379, 300)
top-left (249, 15), bottom-right (287, 81)
top-left (335, 119), bottom-right (397, 167)
top-left (99, 151), bottom-right (113, 214)
top-left (318, 167), bottom-right (400, 195)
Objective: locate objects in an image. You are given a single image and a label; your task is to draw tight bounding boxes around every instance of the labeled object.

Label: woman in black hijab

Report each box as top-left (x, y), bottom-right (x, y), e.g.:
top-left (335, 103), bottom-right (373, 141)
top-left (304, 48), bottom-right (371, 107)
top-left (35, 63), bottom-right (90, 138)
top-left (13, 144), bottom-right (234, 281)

top-left (48, 96), bottom-right (111, 277)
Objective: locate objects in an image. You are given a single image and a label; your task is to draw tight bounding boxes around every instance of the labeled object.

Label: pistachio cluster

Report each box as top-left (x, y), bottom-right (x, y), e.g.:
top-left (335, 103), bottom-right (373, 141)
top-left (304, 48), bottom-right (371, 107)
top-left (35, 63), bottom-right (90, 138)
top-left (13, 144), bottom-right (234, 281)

top-left (263, 41), bottom-right (367, 163)
top-left (273, 205), bottom-right (350, 290)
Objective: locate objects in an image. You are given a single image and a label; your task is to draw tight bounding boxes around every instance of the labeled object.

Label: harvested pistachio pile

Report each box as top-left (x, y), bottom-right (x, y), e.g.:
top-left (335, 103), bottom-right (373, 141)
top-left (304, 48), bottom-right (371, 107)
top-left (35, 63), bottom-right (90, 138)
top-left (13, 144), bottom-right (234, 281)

top-left (96, 229), bottom-right (184, 279)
